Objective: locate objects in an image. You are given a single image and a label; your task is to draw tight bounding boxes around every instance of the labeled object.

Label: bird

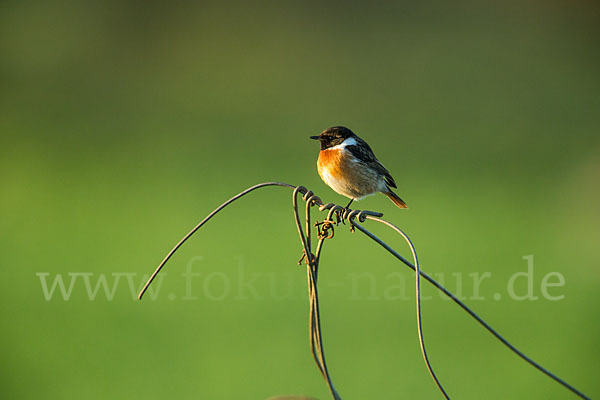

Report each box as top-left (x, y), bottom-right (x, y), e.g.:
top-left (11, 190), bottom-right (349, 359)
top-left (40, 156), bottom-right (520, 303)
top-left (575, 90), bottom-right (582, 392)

top-left (310, 126), bottom-right (407, 209)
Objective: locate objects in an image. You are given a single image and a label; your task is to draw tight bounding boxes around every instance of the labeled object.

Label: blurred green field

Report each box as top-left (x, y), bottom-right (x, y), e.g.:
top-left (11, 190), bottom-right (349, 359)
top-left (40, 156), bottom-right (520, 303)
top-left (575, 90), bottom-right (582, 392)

top-left (1, 1), bottom-right (599, 399)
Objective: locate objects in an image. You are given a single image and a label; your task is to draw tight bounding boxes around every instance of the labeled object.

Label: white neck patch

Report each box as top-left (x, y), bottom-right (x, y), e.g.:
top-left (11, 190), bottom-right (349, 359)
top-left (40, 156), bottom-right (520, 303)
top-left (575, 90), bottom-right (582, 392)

top-left (327, 136), bottom-right (357, 151)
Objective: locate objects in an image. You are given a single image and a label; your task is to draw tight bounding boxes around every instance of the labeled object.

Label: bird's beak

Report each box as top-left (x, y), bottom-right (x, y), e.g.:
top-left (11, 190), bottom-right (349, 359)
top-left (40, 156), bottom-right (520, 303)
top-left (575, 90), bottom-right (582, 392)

top-left (309, 135), bottom-right (320, 140)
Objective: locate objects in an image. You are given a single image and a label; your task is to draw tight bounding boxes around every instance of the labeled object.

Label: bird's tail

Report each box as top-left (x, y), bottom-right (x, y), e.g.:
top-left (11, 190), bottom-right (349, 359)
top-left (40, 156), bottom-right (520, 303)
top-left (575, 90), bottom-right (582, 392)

top-left (383, 189), bottom-right (408, 209)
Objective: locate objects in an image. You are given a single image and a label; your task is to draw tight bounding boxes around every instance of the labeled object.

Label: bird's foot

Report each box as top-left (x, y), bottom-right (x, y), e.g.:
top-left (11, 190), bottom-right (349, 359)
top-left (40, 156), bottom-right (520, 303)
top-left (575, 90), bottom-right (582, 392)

top-left (339, 199), bottom-right (354, 225)
top-left (344, 199), bottom-right (354, 211)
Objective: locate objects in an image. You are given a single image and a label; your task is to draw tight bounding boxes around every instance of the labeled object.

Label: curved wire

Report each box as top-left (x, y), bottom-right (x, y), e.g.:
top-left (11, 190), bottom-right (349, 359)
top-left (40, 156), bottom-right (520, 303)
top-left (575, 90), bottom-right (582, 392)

top-left (350, 215), bottom-right (590, 400)
top-left (138, 182), bottom-right (295, 300)
top-left (137, 180), bottom-right (589, 400)
top-left (365, 216), bottom-right (449, 399)
top-left (292, 187), bottom-right (342, 400)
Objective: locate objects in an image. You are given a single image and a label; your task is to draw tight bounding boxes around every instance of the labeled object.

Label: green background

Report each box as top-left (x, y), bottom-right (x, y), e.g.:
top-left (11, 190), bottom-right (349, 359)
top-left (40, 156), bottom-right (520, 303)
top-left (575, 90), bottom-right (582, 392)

top-left (2, 1), bottom-right (598, 399)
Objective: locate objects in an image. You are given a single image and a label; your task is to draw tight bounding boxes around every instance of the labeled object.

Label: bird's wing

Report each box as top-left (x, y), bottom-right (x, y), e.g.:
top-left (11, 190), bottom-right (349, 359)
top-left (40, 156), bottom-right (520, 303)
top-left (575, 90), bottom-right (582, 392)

top-left (374, 161), bottom-right (396, 188)
top-left (346, 138), bottom-right (397, 189)
top-left (346, 137), bottom-right (377, 163)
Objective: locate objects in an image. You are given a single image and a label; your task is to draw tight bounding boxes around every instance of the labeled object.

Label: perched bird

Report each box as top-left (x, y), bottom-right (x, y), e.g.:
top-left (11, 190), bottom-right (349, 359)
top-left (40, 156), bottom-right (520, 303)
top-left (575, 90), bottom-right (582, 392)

top-left (310, 126), bottom-right (407, 209)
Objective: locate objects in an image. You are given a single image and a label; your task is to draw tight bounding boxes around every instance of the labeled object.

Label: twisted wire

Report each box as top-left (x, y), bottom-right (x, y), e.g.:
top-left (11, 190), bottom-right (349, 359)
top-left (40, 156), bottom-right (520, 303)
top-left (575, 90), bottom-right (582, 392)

top-left (137, 181), bottom-right (590, 400)
top-left (293, 187), bottom-right (342, 400)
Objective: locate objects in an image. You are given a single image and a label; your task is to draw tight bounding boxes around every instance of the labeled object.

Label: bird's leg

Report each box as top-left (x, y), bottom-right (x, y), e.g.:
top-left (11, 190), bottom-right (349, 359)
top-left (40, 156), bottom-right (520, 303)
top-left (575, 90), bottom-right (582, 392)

top-left (339, 198), bottom-right (354, 226)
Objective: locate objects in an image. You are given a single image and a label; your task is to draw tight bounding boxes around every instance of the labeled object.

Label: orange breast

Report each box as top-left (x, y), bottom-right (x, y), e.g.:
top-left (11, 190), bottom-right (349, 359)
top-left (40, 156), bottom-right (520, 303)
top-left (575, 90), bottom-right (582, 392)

top-left (317, 149), bottom-right (344, 180)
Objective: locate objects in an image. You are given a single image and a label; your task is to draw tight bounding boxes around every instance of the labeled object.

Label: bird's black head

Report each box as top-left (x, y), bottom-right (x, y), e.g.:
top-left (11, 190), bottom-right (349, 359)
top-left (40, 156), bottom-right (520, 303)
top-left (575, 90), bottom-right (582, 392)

top-left (310, 126), bottom-right (356, 150)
